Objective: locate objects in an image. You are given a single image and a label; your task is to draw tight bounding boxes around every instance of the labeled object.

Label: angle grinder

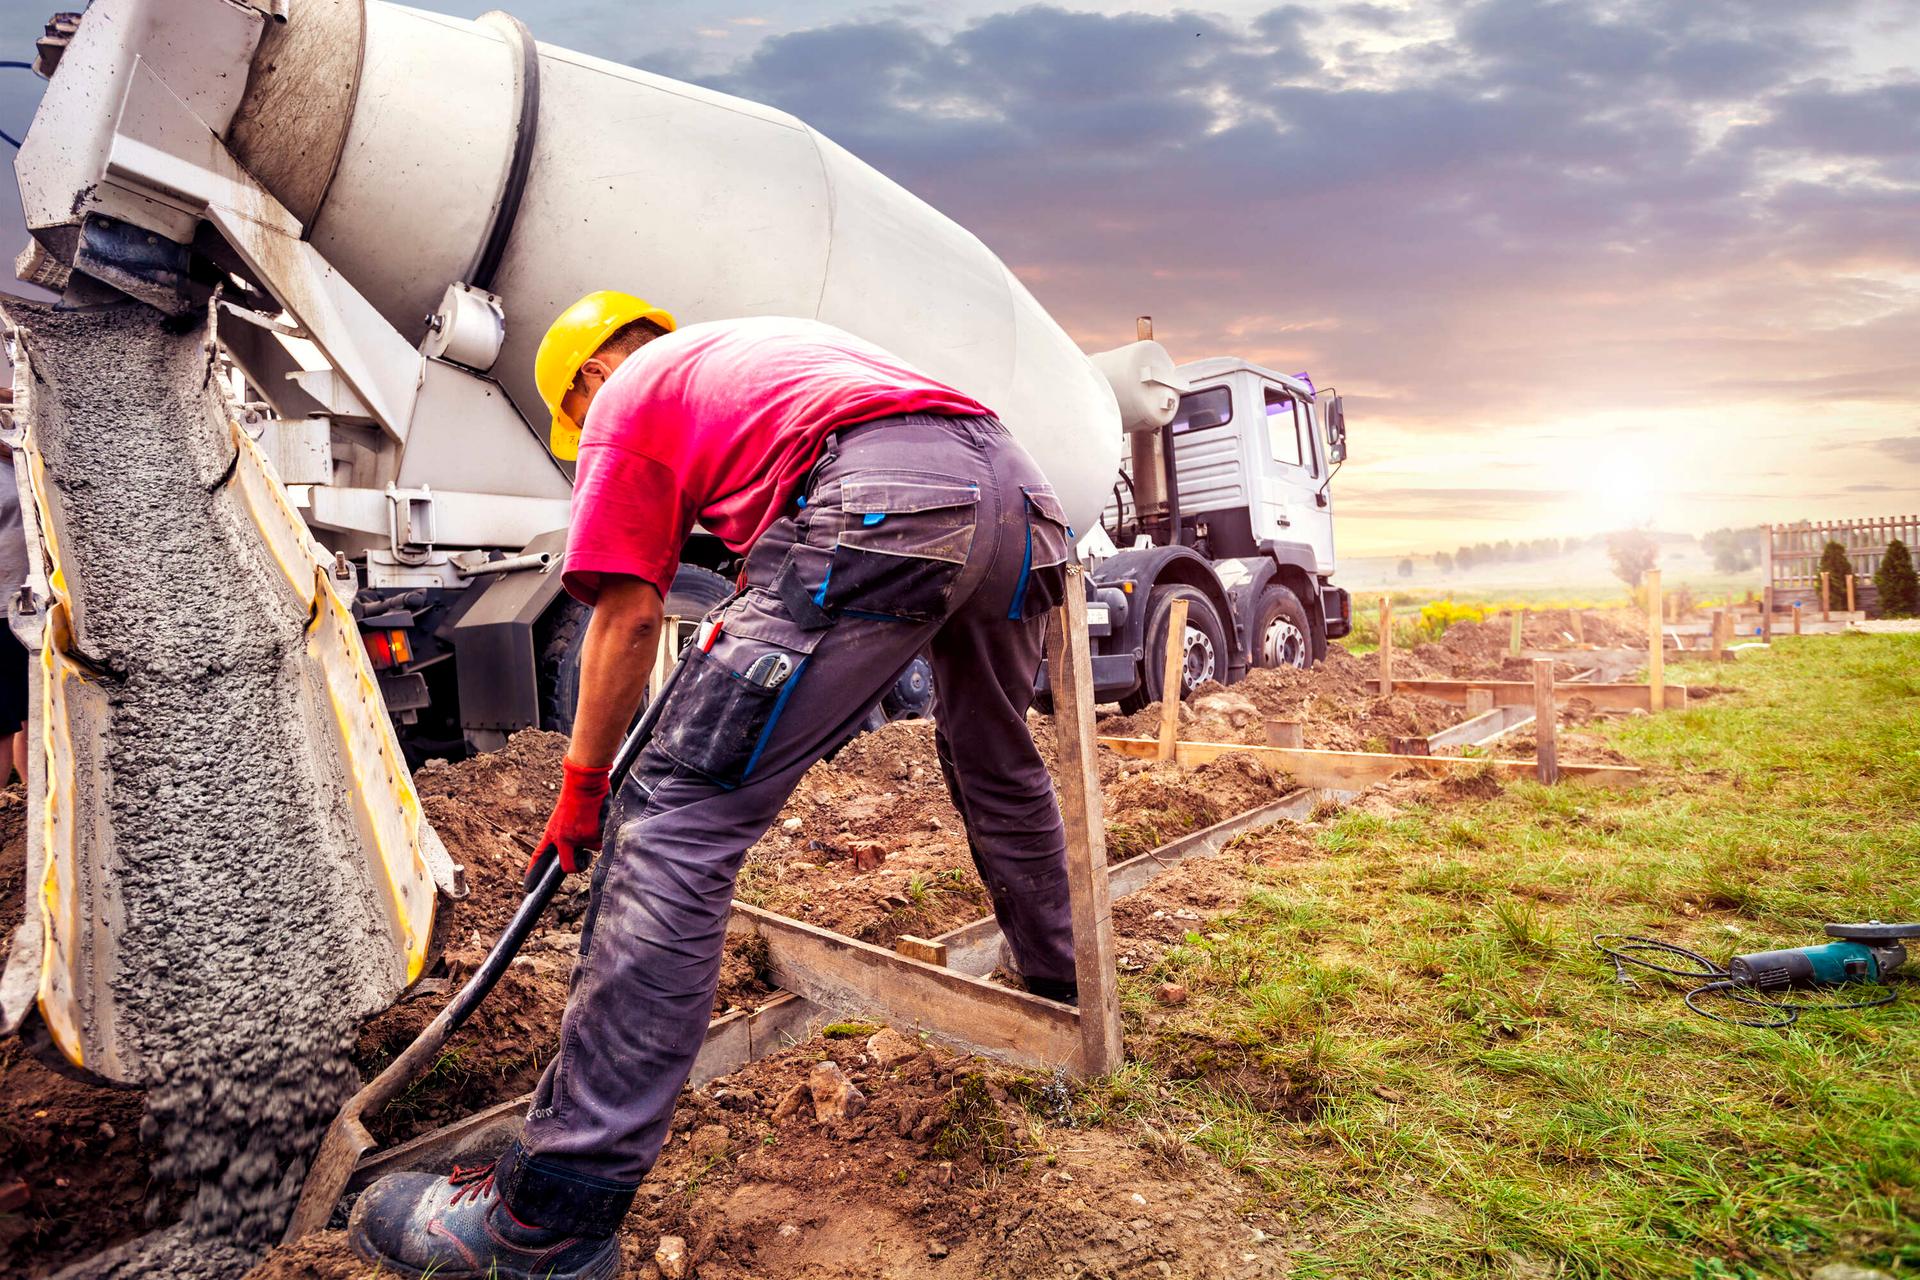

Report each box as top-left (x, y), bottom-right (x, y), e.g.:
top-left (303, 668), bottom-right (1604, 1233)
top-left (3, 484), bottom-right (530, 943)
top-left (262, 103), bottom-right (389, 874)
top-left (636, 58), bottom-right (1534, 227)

top-left (1727, 921), bottom-right (1917, 990)
top-left (1595, 921), bottom-right (1920, 1027)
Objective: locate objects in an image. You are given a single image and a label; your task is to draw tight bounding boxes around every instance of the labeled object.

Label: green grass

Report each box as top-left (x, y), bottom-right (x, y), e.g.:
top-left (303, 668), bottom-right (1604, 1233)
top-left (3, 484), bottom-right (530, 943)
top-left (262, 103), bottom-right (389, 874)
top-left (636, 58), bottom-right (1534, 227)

top-left (1114, 633), bottom-right (1920, 1278)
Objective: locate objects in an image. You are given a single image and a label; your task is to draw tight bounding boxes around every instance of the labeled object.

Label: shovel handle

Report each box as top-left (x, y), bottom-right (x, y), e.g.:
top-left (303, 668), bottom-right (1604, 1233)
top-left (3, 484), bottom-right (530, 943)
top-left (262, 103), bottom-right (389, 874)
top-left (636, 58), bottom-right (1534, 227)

top-left (445, 647), bottom-right (691, 1036)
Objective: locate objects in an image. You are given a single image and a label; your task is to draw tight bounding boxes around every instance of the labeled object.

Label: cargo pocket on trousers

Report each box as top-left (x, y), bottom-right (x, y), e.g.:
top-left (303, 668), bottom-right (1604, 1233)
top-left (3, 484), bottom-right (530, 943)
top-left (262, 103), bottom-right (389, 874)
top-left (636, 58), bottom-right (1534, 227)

top-left (652, 590), bottom-right (821, 789)
top-left (1010, 484), bottom-right (1073, 620)
top-left (822, 471), bottom-right (981, 622)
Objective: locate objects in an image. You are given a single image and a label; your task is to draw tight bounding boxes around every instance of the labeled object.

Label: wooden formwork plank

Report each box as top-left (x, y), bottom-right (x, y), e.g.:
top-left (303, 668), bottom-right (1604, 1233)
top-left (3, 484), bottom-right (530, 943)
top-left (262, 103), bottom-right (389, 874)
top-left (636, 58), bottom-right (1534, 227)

top-left (1047, 574), bottom-right (1125, 1077)
top-left (1156, 596), bottom-right (1189, 761)
top-left (726, 902), bottom-right (1082, 1071)
top-left (1097, 735), bottom-right (1643, 789)
top-left (1645, 569), bottom-right (1664, 712)
top-left (932, 789), bottom-right (1324, 976)
top-left (1533, 659), bottom-right (1559, 785)
top-left (1517, 647), bottom-right (1642, 667)
top-left (1365, 678), bottom-right (1686, 711)
top-left (1426, 704), bottom-right (1533, 750)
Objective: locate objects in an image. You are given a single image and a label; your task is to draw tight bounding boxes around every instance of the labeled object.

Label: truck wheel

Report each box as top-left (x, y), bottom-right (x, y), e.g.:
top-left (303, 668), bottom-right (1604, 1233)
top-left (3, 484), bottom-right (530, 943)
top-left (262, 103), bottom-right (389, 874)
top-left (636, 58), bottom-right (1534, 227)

top-left (1119, 584), bottom-right (1227, 713)
top-left (537, 563), bottom-right (734, 734)
top-left (1254, 583), bottom-right (1313, 669)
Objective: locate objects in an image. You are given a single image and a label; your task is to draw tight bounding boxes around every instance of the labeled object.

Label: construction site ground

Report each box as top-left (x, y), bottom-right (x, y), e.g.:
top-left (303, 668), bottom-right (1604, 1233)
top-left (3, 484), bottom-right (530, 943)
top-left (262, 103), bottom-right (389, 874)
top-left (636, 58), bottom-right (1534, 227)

top-left (9, 618), bottom-right (1905, 1279)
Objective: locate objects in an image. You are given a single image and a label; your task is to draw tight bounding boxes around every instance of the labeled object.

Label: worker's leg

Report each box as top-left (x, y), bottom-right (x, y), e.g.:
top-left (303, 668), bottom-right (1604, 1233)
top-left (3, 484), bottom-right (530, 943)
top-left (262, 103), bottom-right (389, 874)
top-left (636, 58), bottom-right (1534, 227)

top-left (499, 417), bottom-right (1024, 1228)
top-left (927, 431), bottom-right (1078, 996)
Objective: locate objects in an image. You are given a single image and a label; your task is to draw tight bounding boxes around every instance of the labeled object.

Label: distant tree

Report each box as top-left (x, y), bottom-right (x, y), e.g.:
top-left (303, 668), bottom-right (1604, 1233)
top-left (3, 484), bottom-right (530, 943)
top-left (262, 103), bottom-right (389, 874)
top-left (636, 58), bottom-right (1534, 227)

top-left (1435, 551), bottom-right (1455, 574)
top-left (1875, 539), bottom-right (1918, 617)
top-left (1703, 525), bottom-right (1765, 574)
top-left (1607, 528), bottom-right (1659, 588)
top-left (1457, 547), bottom-right (1477, 570)
top-left (1818, 540), bottom-right (1853, 590)
top-left (1397, 558), bottom-right (1413, 578)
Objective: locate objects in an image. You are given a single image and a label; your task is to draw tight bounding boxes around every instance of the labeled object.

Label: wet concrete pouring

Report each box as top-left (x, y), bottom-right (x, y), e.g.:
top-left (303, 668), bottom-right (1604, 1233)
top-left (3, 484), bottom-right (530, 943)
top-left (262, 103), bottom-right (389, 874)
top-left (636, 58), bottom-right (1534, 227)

top-left (2, 306), bottom-right (404, 1277)
top-left (0, 497), bottom-right (1670, 1276)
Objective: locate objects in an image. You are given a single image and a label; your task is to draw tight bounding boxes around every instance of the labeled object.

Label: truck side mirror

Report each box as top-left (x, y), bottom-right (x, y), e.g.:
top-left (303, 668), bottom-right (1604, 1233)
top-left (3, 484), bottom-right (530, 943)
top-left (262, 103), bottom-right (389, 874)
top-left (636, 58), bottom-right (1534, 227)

top-left (1325, 395), bottom-right (1348, 463)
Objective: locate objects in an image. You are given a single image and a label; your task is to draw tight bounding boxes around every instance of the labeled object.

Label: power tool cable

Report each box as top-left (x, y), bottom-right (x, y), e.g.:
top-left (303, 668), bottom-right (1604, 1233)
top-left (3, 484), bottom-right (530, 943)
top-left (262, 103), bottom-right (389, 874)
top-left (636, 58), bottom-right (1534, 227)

top-left (1593, 933), bottom-right (1898, 1028)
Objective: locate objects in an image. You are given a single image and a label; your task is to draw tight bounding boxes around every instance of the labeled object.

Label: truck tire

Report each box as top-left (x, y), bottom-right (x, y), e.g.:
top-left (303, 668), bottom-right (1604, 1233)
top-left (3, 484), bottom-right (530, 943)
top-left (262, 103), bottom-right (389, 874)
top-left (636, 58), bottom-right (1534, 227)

top-left (538, 563), bottom-right (734, 734)
top-left (1254, 583), bottom-right (1314, 669)
top-left (1118, 583), bottom-right (1227, 713)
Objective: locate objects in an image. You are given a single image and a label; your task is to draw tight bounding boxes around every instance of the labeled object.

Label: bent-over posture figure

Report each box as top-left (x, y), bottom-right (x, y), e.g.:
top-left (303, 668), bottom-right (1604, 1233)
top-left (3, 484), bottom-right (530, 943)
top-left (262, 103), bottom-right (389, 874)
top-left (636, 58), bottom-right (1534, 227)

top-left (350, 294), bottom-right (1078, 1278)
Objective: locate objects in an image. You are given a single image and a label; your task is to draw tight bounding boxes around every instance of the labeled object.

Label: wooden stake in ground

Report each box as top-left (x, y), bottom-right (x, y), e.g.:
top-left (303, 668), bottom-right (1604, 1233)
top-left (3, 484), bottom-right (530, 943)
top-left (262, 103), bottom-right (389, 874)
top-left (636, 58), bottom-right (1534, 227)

top-left (1821, 571), bottom-right (1831, 623)
top-left (1793, 602), bottom-right (1802, 636)
top-left (1847, 573), bottom-right (1857, 615)
top-left (1763, 586), bottom-right (1774, 641)
top-left (1533, 659), bottom-right (1559, 784)
top-left (1155, 596), bottom-right (1189, 762)
top-left (1378, 596), bottom-right (1393, 696)
top-left (1045, 568), bottom-right (1124, 1076)
top-left (1571, 611), bottom-right (1586, 644)
top-left (1709, 608), bottom-right (1725, 660)
top-left (1264, 719), bottom-right (1303, 748)
top-left (1644, 569), bottom-right (1663, 712)
top-left (1509, 609), bottom-right (1523, 656)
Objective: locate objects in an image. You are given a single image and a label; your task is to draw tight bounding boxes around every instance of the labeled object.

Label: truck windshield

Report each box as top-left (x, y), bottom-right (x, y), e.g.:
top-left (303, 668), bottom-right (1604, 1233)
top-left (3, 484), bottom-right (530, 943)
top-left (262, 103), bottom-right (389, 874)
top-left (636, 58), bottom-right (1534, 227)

top-left (1170, 386), bottom-right (1231, 434)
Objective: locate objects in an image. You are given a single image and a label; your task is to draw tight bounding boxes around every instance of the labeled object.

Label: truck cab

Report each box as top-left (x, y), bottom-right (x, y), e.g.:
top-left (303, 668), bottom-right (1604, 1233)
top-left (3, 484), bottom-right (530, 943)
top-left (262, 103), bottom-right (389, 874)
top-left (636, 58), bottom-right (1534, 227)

top-left (1164, 359), bottom-right (1335, 574)
top-left (1085, 348), bottom-right (1351, 712)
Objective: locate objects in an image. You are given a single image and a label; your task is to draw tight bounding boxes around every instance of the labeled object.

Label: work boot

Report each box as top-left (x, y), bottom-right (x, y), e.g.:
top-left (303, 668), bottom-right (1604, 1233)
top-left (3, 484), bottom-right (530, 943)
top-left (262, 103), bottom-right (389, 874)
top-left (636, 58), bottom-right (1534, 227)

top-left (996, 938), bottom-right (1078, 1005)
top-left (347, 1161), bottom-right (622, 1279)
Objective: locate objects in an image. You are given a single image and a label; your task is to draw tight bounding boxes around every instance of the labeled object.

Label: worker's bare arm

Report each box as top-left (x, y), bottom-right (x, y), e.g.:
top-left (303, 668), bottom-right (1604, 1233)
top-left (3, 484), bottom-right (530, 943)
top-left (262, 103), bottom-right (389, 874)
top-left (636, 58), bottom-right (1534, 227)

top-left (568, 575), bottom-right (665, 767)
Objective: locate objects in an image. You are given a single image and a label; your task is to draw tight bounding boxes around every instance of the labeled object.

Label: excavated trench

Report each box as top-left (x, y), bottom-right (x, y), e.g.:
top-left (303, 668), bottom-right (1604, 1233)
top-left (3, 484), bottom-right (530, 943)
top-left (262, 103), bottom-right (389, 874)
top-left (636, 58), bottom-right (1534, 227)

top-left (10, 303), bottom-right (401, 1278)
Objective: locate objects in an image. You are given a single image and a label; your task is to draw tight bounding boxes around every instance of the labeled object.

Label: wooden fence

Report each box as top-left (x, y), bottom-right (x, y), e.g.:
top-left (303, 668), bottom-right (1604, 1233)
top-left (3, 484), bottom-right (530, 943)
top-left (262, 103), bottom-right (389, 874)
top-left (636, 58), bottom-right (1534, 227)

top-left (1764, 515), bottom-right (1918, 611)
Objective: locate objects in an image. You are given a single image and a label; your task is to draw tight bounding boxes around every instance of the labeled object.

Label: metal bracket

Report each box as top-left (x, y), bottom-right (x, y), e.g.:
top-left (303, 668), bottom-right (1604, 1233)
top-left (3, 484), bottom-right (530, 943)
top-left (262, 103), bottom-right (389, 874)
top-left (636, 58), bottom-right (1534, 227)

top-left (387, 485), bottom-right (436, 564)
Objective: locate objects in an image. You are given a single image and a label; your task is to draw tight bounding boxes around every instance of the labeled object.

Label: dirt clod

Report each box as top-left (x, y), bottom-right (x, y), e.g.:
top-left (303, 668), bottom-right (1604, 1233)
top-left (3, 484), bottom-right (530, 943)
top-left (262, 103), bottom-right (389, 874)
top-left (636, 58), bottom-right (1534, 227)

top-left (807, 1060), bottom-right (867, 1122)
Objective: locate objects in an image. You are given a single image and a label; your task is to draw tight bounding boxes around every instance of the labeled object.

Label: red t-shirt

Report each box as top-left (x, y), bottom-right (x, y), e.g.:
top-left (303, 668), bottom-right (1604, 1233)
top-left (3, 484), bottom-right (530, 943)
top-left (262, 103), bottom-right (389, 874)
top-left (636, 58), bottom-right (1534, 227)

top-left (563, 317), bottom-right (990, 604)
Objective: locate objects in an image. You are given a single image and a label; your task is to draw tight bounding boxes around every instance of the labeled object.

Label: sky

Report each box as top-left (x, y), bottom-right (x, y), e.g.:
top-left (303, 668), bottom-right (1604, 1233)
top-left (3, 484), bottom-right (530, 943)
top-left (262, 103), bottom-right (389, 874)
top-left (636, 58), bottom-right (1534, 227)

top-left (2, 0), bottom-right (1917, 556)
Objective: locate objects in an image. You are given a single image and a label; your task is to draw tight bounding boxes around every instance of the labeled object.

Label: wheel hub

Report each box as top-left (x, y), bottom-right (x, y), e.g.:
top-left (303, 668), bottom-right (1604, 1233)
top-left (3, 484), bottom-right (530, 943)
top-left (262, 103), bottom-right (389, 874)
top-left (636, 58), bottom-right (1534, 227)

top-left (1182, 624), bottom-right (1217, 690)
top-left (1263, 616), bottom-right (1308, 668)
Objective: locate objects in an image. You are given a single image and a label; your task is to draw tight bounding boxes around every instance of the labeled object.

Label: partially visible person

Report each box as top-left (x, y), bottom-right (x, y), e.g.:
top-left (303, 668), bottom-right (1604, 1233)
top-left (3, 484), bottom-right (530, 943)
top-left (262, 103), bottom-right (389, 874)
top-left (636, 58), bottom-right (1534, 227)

top-left (0, 387), bottom-right (28, 785)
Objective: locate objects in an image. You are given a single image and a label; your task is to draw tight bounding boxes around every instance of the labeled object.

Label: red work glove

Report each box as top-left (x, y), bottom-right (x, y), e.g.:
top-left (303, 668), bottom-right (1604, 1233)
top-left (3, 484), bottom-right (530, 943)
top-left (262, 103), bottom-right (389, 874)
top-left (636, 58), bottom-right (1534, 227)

top-left (526, 758), bottom-right (612, 888)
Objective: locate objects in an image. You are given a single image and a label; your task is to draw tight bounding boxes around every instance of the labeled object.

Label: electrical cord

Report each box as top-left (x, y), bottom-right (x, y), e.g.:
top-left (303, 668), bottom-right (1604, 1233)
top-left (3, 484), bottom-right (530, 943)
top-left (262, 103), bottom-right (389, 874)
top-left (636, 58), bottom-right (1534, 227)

top-left (0, 60), bottom-right (40, 150)
top-left (1593, 933), bottom-right (1898, 1029)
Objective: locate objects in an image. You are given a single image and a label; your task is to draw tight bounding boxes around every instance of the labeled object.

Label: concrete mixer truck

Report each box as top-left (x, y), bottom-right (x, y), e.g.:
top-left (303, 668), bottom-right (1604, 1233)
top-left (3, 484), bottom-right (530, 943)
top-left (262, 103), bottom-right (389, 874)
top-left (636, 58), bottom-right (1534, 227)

top-left (12, 0), bottom-right (1351, 758)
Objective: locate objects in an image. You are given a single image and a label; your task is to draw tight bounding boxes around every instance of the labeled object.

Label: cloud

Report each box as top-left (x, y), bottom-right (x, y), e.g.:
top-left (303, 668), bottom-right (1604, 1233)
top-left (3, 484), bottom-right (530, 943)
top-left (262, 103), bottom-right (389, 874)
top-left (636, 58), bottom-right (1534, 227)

top-left (642, 2), bottom-right (1920, 444)
top-left (1866, 436), bottom-right (1920, 464)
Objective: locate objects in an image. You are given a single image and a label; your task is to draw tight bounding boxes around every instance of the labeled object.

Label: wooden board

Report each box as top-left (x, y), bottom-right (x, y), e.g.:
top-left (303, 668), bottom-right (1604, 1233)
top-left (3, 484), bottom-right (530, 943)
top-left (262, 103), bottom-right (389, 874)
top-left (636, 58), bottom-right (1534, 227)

top-left (726, 902), bottom-right (1083, 1071)
top-left (1426, 703), bottom-right (1533, 750)
top-left (932, 789), bottom-right (1323, 976)
top-left (1365, 678), bottom-right (1686, 711)
top-left (1098, 736), bottom-right (1642, 789)
top-left (1046, 576), bottom-right (1125, 1076)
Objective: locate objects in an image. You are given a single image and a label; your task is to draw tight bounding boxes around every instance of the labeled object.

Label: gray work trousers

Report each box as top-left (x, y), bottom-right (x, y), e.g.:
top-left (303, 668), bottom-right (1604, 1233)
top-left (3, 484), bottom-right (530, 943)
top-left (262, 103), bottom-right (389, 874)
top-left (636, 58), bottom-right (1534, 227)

top-left (499, 413), bottom-right (1077, 1235)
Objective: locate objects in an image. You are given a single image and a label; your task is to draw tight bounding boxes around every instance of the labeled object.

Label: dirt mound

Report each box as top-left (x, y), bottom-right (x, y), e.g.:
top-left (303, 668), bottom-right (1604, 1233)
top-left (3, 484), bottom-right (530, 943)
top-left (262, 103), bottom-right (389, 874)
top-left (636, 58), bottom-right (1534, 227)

top-left (414, 730), bottom-right (570, 939)
top-left (1099, 647), bottom-right (1460, 752)
top-left (244, 1031), bottom-right (1286, 1280)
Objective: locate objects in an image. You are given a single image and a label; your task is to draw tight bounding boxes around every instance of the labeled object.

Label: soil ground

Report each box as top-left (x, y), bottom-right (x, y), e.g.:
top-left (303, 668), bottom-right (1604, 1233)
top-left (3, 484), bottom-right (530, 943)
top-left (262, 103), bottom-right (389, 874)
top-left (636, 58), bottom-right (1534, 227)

top-left (5, 609), bottom-right (1676, 1276)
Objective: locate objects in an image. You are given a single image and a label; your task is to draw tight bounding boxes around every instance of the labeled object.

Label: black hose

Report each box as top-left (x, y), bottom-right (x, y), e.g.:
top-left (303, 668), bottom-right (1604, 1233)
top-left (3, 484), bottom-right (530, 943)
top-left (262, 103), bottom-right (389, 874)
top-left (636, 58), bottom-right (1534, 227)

top-left (1594, 933), bottom-right (1899, 1028)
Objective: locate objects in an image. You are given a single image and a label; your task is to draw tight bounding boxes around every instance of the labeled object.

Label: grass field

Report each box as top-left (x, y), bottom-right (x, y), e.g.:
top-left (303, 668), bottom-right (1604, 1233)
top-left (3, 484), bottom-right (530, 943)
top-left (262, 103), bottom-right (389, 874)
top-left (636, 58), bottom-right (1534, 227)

top-left (1114, 633), bottom-right (1920, 1278)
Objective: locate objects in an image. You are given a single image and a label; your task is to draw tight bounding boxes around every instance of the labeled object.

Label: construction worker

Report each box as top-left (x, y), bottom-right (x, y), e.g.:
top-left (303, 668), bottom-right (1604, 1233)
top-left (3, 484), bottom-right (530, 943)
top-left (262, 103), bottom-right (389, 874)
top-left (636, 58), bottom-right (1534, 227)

top-left (350, 293), bottom-right (1079, 1278)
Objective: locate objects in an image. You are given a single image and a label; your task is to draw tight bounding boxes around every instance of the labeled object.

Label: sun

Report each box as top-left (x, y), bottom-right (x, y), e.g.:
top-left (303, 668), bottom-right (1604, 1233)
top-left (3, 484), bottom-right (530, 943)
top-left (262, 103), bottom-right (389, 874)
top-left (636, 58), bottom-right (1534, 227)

top-left (1574, 456), bottom-right (1661, 530)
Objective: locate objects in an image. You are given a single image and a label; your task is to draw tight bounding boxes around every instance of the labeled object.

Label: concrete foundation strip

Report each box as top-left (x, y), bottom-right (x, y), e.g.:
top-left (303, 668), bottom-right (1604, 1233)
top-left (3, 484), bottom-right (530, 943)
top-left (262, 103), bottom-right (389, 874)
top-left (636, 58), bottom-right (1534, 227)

top-left (341, 788), bottom-right (1330, 1192)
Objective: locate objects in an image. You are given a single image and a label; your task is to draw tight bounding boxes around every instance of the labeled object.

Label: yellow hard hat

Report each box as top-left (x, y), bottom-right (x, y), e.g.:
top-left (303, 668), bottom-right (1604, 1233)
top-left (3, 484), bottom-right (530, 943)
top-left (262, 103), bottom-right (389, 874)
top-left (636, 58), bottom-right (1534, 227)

top-left (535, 290), bottom-right (676, 459)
